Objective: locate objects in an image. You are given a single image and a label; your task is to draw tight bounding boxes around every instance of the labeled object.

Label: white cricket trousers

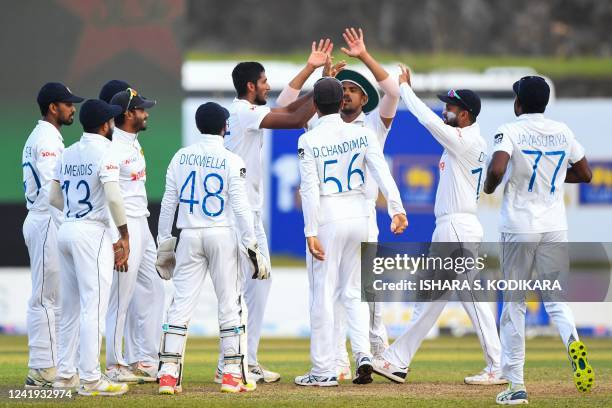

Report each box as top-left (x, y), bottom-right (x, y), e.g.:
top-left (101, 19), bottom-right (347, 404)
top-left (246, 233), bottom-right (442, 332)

top-left (23, 211), bottom-right (60, 369)
top-left (242, 211), bottom-right (271, 365)
top-left (56, 222), bottom-right (113, 382)
top-left (334, 208), bottom-right (388, 367)
top-left (106, 216), bottom-right (164, 367)
top-left (383, 213), bottom-right (501, 372)
top-left (167, 227), bottom-right (244, 362)
top-left (307, 217), bottom-right (371, 377)
top-left (500, 230), bottom-right (578, 385)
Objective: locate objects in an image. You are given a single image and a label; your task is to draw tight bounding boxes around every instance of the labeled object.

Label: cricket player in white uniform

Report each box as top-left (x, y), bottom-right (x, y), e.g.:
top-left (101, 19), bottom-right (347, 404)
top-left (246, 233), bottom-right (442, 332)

top-left (372, 65), bottom-right (504, 386)
top-left (155, 102), bottom-right (270, 394)
top-left (275, 28), bottom-right (402, 379)
top-left (49, 99), bottom-right (131, 396)
top-left (22, 83), bottom-right (83, 388)
top-left (221, 43), bottom-right (331, 383)
top-left (100, 85), bottom-right (164, 383)
top-left (296, 77), bottom-right (408, 387)
top-left (483, 76), bottom-right (594, 405)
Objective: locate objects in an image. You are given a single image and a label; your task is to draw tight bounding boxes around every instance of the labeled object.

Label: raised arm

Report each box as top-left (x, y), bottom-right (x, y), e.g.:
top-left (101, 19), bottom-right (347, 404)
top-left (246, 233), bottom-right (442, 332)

top-left (341, 27), bottom-right (400, 128)
top-left (261, 98), bottom-right (316, 129)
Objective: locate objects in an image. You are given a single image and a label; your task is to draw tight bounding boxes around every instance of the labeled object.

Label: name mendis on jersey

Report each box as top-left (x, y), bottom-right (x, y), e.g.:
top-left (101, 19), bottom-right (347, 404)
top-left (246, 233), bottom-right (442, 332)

top-left (312, 136), bottom-right (368, 158)
top-left (517, 133), bottom-right (567, 147)
top-left (179, 153), bottom-right (226, 169)
top-left (63, 163), bottom-right (93, 176)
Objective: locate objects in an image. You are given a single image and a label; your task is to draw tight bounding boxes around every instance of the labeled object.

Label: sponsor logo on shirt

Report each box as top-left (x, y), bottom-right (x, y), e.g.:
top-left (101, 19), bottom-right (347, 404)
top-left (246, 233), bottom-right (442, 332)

top-left (297, 148), bottom-right (305, 159)
top-left (240, 168), bottom-right (247, 178)
top-left (41, 151), bottom-right (57, 158)
top-left (494, 133), bottom-right (503, 144)
top-left (106, 164), bottom-right (119, 170)
top-left (130, 168), bottom-right (146, 181)
top-left (439, 161), bottom-right (445, 171)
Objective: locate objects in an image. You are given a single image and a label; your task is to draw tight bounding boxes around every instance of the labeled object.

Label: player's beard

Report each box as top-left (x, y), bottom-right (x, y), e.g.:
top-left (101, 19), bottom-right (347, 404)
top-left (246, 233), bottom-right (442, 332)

top-left (443, 110), bottom-right (458, 127)
top-left (341, 99), bottom-right (359, 116)
top-left (106, 124), bottom-right (115, 140)
top-left (59, 114), bottom-right (74, 126)
top-left (254, 85), bottom-right (267, 106)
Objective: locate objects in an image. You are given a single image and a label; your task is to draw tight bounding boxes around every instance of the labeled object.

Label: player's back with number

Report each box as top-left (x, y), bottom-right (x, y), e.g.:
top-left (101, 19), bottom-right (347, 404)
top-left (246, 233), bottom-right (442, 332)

top-left (169, 136), bottom-right (243, 229)
top-left (494, 115), bottom-right (584, 232)
top-left (59, 135), bottom-right (118, 224)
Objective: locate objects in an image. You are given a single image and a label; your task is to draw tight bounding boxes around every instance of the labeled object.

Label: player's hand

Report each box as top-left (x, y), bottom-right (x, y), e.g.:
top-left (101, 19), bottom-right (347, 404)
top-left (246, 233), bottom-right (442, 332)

top-left (307, 236), bottom-right (326, 261)
top-left (398, 63), bottom-right (411, 86)
top-left (247, 240), bottom-right (270, 279)
top-left (323, 55), bottom-right (347, 78)
top-left (155, 237), bottom-right (177, 280)
top-left (341, 27), bottom-right (367, 59)
top-left (113, 236), bottom-right (130, 272)
top-left (390, 213), bottom-right (408, 235)
top-left (307, 38), bottom-right (333, 70)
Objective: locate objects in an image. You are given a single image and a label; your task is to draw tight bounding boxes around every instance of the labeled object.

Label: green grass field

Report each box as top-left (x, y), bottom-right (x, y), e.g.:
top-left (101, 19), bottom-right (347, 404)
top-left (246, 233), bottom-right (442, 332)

top-left (1, 336), bottom-right (611, 407)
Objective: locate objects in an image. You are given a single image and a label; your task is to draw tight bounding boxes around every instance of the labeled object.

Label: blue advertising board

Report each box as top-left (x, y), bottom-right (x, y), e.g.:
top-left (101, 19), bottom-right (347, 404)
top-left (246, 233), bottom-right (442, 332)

top-left (268, 109), bottom-right (444, 257)
top-left (579, 161), bottom-right (612, 205)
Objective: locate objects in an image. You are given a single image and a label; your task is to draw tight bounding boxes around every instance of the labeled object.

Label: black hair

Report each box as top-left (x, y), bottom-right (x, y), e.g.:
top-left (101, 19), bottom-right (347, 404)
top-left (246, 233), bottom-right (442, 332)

top-left (316, 100), bottom-right (342, 115)
top-left (114, 112), bottom-right (127, 127)
top-left (520, 100), bottom-right (546, 114)
top-left (232, 62), bottom-right (265, 97)
top-left (197, 121), bottom-right (225, 135)
top-left (83, 124), bottom-right (104, 134)
top-left (39, 102), bottom-right (51, 116)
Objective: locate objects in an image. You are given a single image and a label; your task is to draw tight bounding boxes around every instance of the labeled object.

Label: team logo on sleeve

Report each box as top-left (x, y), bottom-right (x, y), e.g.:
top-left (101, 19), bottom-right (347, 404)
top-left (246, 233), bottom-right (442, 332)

top-left (494, 133), bottom-right (504, 144)
top-left (240, 168), bottom-right (247, 178)
top-left (297, 148), bottom-right (305, 159)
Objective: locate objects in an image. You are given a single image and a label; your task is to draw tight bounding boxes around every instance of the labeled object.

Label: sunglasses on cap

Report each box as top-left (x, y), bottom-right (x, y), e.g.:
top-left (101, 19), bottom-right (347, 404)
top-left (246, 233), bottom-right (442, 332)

top-left (125, 87), bottom-right (138, 113)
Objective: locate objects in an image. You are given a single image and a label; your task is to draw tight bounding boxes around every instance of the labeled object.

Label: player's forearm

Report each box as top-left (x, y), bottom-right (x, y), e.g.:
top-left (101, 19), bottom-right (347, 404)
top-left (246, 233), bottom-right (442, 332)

top-left (103, 181), bottom-right (128, 237)
top-left (483, 170), bottom-right (503, 194)
top-left (359, 51), bottom-right (388, 82)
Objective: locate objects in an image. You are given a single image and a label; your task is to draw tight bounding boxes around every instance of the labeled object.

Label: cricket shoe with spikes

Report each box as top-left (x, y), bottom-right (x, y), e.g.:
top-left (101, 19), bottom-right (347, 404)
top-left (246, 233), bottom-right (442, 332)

top-left (221, 372), bottom-right (257, 393)
top-left (568, 339), bottom-right (595, 393)
top-left (24, 367), bottom-right (56, 389)
top-left (352, 356), bottom-right (373, 384)
top-left (249, 364), bottom-right (280, 383)
top-left (52, 374), bottom-right (80, 391)
top-left (464, 369), bottom-right (508, 385)
top-left (78, 374), bottom-right (128, 396)
top-left (294, 372), bottom-right (338, 387)
top-left (372, 356), bottom-right (408, 383)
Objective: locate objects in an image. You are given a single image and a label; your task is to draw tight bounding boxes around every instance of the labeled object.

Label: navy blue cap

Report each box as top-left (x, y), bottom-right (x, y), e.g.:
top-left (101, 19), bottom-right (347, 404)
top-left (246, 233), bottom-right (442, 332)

top-left (99, 80), bottom-right (131, 103)
top-left (195, 102), bottom-right (230, 133)
top-left (314, 77), bottom-right (344, 105)
top-left (110, 88), bottom-right (156, 112)
top-left (37, 82), bottom-right (84, 107)
top-left (437, 89), bottom-right (481, 117)
top-left (79, 99), bottom-right (123, 130)
top-left (513, 76), bottom-right (550, 111)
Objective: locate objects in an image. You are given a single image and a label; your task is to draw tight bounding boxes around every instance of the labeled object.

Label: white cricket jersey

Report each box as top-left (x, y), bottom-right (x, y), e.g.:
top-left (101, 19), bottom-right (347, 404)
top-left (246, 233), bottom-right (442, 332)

top-left (493, 113), bottom-right (585, 233)
top-left (298, 114), bottom-right (405, 237)
top-left (109, 128), bottom-right (149, 218)
top-left (400, 84), bottom-right (487, 218)
top-left (158, 133), bottom-right (255, 247)
top-left (224, 98), bottom-right (271, 212)
top-left (22, 120), bottom-right (64, 213)
top-left (56, 133), bottom-right (120, 226)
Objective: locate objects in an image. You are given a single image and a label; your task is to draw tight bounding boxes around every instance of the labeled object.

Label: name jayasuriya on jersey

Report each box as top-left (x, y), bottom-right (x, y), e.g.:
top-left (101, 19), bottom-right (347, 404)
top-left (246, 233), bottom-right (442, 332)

top-left (63, 163), bottom-right (93, 177)
top-left (178, 153), bottom-right (226, 170)
top-left (516, 133), bottom-right (568, 147)
top-left (312, 135), bottom-right (369, 158)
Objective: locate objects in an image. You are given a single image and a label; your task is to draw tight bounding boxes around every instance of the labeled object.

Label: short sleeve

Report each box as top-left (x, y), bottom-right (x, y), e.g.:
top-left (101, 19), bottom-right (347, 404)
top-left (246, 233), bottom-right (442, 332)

top-left (242, 104), bottom-right (271, 130)
top-left (99, 148), bottom-right (120, 184)
top-left (492, 126), bottom-right (513, 156)
top-left (568, 137), bottom-right (585, 164)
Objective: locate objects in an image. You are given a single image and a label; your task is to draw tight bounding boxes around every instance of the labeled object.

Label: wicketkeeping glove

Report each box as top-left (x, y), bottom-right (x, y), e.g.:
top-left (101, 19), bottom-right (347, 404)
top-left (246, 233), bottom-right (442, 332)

top-left (246, 240), bottom-right (270, 280)
top-left (156, 237), bottom-right (177, 280)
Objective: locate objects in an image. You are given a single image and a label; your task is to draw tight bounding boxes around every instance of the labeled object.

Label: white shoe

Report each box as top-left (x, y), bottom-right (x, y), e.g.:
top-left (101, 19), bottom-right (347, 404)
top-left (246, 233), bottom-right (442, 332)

top-left (78, 375), bottom-right (129, 396)
top-left (213, 367), bottom-right (223, 384)
top-left (337, 365), bottom-right (352, 381)
top-left (465, 369), bottom-right (508, 385)
top-left (372, 356), bottom-right (408, 384)
top-left (294, 372), bottom-right (338, 387)
top-left (129, 362), bottom-right (158, 383)
top-left (25, 367), bottom-right (56, 389)
top-left (353, 356), bottom-right (373, 385)
top-left (496, 384), bottom-right (528, 405)
top-left (52, 374), bottom-right (80, 390)
top-left (105, 365), bottom-right (140, 383)
top-left (249, 364), bottom-right (280, 383)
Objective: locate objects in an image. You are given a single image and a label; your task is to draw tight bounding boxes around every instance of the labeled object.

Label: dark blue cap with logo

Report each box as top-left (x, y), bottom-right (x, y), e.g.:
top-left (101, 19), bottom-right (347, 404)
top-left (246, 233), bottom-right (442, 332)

top-left (195, 102), bottom-right (230, 133)
top-left (37, 82), bottom-right (84, 107)
top-left (99, 80), bottom-right (131, 103)
top-left (79, 99), bottom-right (123, 130)
top-left (513, 76), bottom-right (550, 111)
top-left (110, 88), bottom-right (156, 112)
top-left (437, 89), bottom-right (481, 117)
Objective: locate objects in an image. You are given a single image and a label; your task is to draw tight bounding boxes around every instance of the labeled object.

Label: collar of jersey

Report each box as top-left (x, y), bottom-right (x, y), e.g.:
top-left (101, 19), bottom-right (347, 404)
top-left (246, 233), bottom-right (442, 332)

top-left (81, 132), bottom-right (111, 145)
top-left (38, 119), bottom-right (64, 142)
top-left (517, 113), bottom-right (545, 121)
top-left (317, 113), bottom-right (343, 125)
top-left (113, 127), bottom-right (138, 143)
top-left (350, 111), bottom-right (366, 125)
top-left (200, 133), bottom-right (224, 144)
top-left (234, 97), bottom-right (260, 108)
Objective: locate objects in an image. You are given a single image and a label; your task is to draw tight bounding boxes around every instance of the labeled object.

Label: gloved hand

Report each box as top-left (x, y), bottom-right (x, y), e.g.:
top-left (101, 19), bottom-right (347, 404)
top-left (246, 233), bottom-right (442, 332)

top-left (246, 240), bottom-right (270, 280)
top-left (156, 237), bottom-right (177, 280)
